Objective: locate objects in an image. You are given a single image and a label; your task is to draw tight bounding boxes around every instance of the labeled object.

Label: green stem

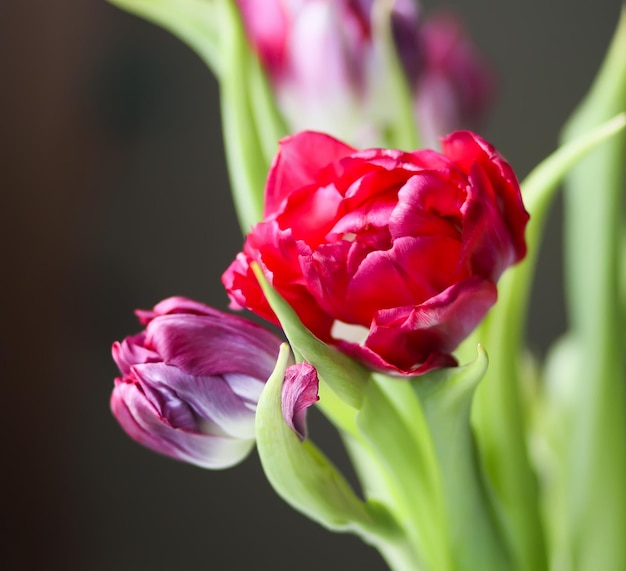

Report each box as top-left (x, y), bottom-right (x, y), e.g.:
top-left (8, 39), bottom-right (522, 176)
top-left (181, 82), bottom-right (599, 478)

top-left (356, 377), bottom-right (453, 571)
top-left (413, 349), bottom-right (511, 571)
top-left (373, 535), bottom-right (426, 571)
top-left (372, 0), bottom-right (421, 150)
top-left (560, 7), bottom-right (626, 570)
top-left (472, 299), bottom-right (547, 571)
top-left (218, 0), bottom-right (267, 232)
top-left (316, 391), bottom-right (424, 571)
top-left (467, 112), bottom-right (626, 571)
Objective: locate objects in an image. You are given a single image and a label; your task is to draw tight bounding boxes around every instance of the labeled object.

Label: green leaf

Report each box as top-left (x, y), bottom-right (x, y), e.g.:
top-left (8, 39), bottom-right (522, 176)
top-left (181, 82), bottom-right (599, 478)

top-left (256, 344), bottom-right (423, 570)
top-left (107, 0), bottom-right (222, 73)
top-left (558, 6), bottom-right (626, 570)
top-left (466, 111), bottom-right (626, 571)
top-left (252, 263), bottom-right (369, 409)
top-left (217, 0), bottom-right (274, 232)
top-left (255, 344), bottom-right (376, 532)
top-left (356, 372), bottom-right (452, 571)
top-left (413, 346), bottom-right (511, 571)
top-left (246, 54), bottom-right (289, 165)
top-left (531, 335), bottom-right (581, 571)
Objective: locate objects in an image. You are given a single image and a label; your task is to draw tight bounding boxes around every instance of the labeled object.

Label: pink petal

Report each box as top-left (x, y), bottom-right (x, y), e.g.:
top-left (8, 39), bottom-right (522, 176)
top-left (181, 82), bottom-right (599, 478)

top-left (281, 363), bottom-right (319, 440)
top-left (264, 131), bottom-right (355, 217)
top-left (442, 131), bottom-right (529, 271)
top-left (460, 165), bottom-right (518, 280)
top-left (299, 240), bottom-right (360, 327)
top-left (135, 296), bottom-right (225, 324)
top-left (276, 181), bottom-right (343, 246)
top-left (389, 171), bottom-right (466, 241)
top-left (421, 12), bottom-right (494, 122)
top-left (111, 379), bottom-right (255, 469)
top-left (112, 333), bottom-right (159, 375)
top-left (365, 277), bottom-right (497, 372)
top-left (345, 235), bottom-right (463, 318)
top-left (145, 314), bottom-right (280, 381)
top-left (132, 363), bottom-right (257, 439)
top-left (223, 221), bottom-right (336, 340)
top-left (222, 250), bottom-right (277, 323)
top-left (288, 2), bottom-right (367, 99)
top-left (235, 0), bottom-right (290, 77)
top-left (333, 340), bottom-right (457, 375)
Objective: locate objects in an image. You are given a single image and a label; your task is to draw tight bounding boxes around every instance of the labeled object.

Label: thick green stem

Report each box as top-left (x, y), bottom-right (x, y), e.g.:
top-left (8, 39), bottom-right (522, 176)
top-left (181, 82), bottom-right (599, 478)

top-left (356, 377), bottom-right (453, 571)
top-left (467, 111), bottom-right (626, 571)
top-left (218, 0), bottom-right (268, 232)
top-left (472, 295), bottom-right (547, 571)
top-left (560, 7), bottom-right (626, 570)
top-left (317, 392), bottom-right (425, 571)
top-left (413, 349), bottom-right (511, 571)
top-left (372, 0), bottom-right (421, 150)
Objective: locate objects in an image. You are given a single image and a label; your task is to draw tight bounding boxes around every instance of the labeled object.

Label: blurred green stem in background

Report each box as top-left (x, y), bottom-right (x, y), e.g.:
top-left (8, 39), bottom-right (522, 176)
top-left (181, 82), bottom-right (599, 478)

top-left (560, 6), bottom-right (626, 570)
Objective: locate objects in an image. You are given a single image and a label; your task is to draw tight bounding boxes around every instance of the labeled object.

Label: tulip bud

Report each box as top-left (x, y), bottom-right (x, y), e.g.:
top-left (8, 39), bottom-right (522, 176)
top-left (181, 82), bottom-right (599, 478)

top-left (110, 296), bottom-right (282, 469)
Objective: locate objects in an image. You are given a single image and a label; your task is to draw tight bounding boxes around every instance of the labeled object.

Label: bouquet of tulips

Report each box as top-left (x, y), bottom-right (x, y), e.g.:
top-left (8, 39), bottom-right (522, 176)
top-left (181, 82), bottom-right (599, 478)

top-left (107, 1), bottom-right (626, 569)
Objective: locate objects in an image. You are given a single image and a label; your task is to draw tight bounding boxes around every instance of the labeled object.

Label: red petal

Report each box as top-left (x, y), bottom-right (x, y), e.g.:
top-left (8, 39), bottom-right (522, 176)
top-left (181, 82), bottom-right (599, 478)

top-left (264, 131), bottom-right (355, 216)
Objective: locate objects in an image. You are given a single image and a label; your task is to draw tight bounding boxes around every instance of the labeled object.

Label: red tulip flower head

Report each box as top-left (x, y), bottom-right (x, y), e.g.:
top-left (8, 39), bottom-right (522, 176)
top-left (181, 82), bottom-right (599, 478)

top-left (223, 131), bottom-right (528, 375)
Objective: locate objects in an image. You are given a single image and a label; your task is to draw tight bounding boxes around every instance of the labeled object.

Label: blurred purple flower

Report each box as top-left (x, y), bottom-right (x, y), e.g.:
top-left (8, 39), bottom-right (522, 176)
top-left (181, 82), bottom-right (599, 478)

top-left (236, 0), bottom-right (421, 145)
top-left (413, 11), bottom-right (495, 147)
top-left (111, 297), bottom-right (282, 469)
top-left (236, 0), bottom-right (493, 147)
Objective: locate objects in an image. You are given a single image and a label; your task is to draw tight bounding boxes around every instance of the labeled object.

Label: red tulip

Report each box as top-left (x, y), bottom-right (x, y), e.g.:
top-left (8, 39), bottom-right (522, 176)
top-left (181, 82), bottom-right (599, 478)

top-left (223, 131), bottom-right (528, 375)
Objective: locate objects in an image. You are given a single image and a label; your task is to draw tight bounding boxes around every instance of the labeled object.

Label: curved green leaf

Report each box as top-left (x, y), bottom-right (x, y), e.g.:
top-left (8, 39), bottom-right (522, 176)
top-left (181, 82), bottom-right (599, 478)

top-left (413, 346), bottom-right (510, 571)
top-left (108, 0), bottom-right (222, 73)
top-left (255, 344), bottom-right (422, 570)
top-left (356, 372), bottom-right (452, 571)
top-left (252, 263), bottom-right (369, 409)
top-left (256, 344), bottom-right (374, 531)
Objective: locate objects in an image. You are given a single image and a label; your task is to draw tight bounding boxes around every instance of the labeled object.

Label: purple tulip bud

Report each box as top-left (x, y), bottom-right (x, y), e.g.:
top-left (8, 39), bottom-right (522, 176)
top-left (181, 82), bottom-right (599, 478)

top-left (110, 297), bottom-right (282, 469)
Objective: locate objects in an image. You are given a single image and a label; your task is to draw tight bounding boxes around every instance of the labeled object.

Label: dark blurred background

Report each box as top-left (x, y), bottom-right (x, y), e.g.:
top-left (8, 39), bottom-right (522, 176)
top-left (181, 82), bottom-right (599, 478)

top-left (2, 0), bottom-right (623, 569)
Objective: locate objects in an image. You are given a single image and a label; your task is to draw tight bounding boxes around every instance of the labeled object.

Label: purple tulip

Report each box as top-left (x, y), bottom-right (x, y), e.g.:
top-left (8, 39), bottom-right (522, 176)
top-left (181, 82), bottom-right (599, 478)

top-left (236, 0), bottom-right (493, 147)
top-left (111, 297), bottom-right (282, 469)
top-left (236, 0), bottom-right (423, 146)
